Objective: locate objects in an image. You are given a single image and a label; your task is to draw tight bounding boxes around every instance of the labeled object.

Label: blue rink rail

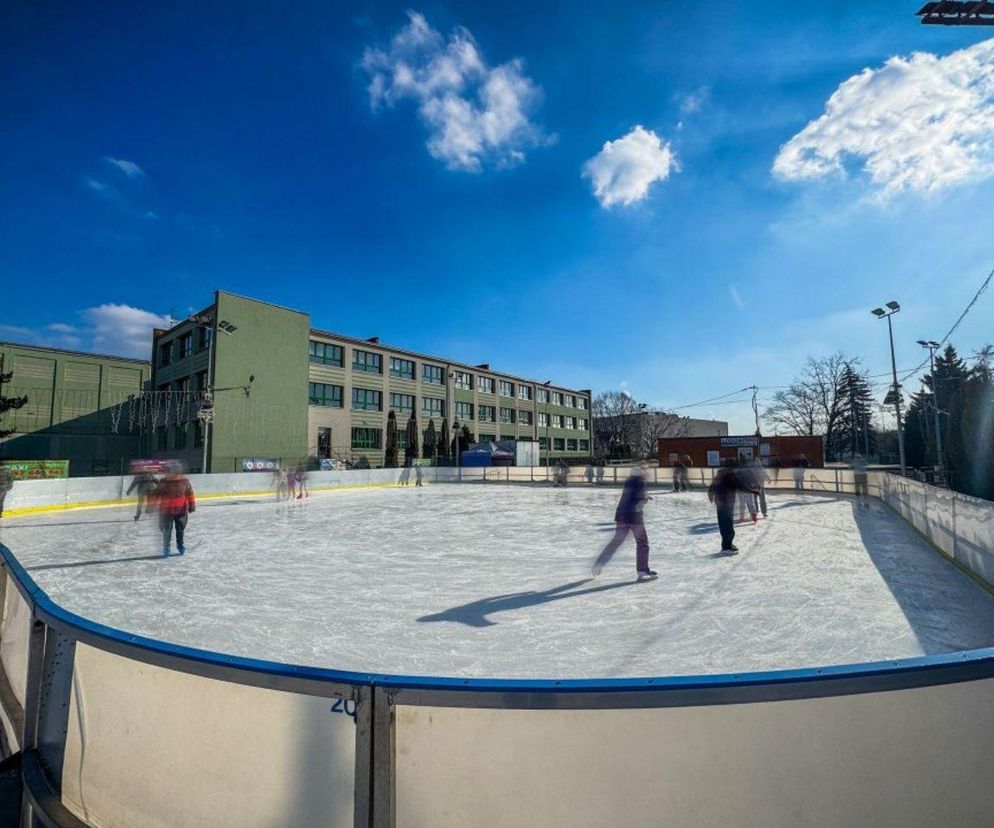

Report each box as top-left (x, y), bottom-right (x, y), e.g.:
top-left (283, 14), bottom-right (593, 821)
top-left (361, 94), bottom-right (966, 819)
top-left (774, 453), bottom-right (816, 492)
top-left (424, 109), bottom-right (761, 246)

top-left (2, 467), bottom-right (994, 827)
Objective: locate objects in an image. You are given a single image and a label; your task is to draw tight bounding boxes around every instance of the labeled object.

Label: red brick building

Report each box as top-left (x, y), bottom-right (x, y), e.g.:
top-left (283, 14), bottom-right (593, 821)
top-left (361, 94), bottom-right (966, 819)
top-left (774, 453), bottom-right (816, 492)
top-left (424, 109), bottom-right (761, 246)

top-left (658, 434), bottom-right (825, 469)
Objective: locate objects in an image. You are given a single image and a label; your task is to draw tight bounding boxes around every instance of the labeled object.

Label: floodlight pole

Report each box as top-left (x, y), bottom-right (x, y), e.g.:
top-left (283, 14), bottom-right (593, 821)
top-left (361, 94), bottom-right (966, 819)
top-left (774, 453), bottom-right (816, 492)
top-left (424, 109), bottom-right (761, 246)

top-left (873, 303), bottom-right (906, 477)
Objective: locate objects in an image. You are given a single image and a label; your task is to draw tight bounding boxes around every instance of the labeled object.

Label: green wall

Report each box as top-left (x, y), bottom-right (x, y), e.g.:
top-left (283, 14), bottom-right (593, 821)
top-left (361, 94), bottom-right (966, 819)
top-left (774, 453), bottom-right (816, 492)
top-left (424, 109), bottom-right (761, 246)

top-left (209, 292), bottom-right (310, 471)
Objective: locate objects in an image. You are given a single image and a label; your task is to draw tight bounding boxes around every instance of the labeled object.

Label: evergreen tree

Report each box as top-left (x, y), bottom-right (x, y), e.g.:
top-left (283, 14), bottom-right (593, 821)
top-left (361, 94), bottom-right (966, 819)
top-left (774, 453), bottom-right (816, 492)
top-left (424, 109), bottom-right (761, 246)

top-left (0, 357), bottom-right (28, 440)
top-left (832, 363), bottom-right (877, 459)
top-left (944, 346), bottom-right (993, 500)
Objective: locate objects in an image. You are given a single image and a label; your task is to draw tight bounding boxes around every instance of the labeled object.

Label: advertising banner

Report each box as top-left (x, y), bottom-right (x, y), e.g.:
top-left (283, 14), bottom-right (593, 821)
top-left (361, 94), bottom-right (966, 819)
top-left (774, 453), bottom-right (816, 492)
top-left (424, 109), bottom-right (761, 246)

top-left (720, 436), bottom-right (759, 447)
top-left (0, 460), bottom-right (70, 480)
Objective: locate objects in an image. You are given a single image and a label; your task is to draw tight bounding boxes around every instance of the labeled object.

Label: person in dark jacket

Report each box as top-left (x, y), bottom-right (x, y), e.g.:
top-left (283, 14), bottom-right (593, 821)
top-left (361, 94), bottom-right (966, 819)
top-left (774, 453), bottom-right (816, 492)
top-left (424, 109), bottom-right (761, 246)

top-left (126, 470), bottom-right (158, 521)
top-left (592, 466), bottom-right (657, 579)
top-left (708, 460), bottom-right (759, 554)
top-left (155, 463), bottom-right (196, 555)
top-left (671, 457), bottom-right (686, 492)
top-left (0, 466), bottom-right (13, 521)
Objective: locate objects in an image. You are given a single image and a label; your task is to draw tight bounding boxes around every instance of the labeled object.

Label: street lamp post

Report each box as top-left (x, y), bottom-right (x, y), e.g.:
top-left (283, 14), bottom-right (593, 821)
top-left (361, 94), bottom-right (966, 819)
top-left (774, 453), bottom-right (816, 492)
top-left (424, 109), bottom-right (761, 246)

top-left (871, 301), bottom-right (906, 477)
top-left (917, 339), bottom-right (944, 476)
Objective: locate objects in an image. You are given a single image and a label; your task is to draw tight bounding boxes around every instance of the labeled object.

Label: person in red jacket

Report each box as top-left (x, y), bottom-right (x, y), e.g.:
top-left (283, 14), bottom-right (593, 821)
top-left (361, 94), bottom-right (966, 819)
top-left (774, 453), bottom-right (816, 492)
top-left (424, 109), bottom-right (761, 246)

top-left (155, 462), bottom-right (196, 555)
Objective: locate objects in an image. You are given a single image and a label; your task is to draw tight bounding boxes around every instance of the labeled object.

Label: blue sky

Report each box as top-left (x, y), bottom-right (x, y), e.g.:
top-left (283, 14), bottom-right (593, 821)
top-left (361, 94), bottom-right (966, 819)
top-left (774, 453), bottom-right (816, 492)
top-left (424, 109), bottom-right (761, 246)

top-left (2, 1), bottom-right (993, 431)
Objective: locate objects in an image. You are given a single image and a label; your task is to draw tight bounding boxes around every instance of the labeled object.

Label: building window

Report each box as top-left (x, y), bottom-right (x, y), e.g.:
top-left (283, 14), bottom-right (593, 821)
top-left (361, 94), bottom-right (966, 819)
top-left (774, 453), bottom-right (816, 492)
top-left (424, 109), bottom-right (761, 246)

top-left (196, 371), bottom-right (208, 393)
top-left (454, 371), bottom-right (473, 390)
top-left (318, 427), bottom-right (332, 459)
top-left (423, 397), bottom-right (445, 418)
top-left (478, 377), bottom-right (494, 394)
top-left (176, 376), bottom-right (190, 396)
top-left (578, 418), bottom-right (588, 431)
top-left (499, 380), bottom-right (514, 397)
top-left (479, 433), bottom-right (497, 443)
top-left (352, 388), bottom-right (382, 411)
top-left (179, 332), bottom-right (193, 359)
top-left (390, 357), bottom-right (415, 380)
top-left (537, 388), bottom-right (549, 404)
top-left (551, 392), bottom-right (563, 406)
top-left (310, 341), bottom-right (344, 367)
top-left (519, 410), bottom-right (533, 426)
top-left (351, 427), bottom-right (381, 450)
top-left (579, 439), bottom-right (589, 451)
top-left (390, 393), bottom-right (414, 412)
top-left (500, 407), bottom-right (516, 424)
top-left (353, 350), bottom-right (382, 374)
top-left (565, 394), bottom-right (576, 408)
top-left (538, 412), bottom-right (548, 427)
top-left (454, 401), bottom-right (474, 420)
top-left (158, 341), bottom-right (172, 367)
top-left (577, 397), bottom-right (588, 410)
top-left (396, 430), bottom-right (409, 449)
top-left (565, 416), bottom-right (575, 430)
top-left (553, 437), bottom-right (565, 450)
top-left (194, 421), bottom-right (204, 448)
top-left (478, 405), bottom-right (495, 422)
top-left (517, 385), bottom-right (532, 401)
top-left (422, 364), bottom-right (443, 385)
top-left (566, 438), bottom-right (578, 451)
top-left (539, 437), bottom-right (549, 449)
top-left (309, 383), bottom-right (343, 407)
top-left (552, 415), bottom-right (562, 428)
top-left (175, 424), bottom-right (188, 449)
top-left (198, 326), bottom-right (212, 351)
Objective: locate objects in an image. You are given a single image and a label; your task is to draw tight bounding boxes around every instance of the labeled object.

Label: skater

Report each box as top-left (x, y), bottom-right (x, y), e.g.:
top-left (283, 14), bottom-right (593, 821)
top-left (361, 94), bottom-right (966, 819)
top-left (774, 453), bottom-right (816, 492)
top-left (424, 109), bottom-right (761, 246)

top-left (126, 468), bottom-right (158, 520)
top-left (155, 462), bottom-right (196, 555)
top-left (0, 465), bottom-right (12, 522)
top-left (680, 455), bottom-right (693, 491)
top-left (708, 460), bottom-right (758, 555)
top-left (415, 464), bottom-right (423, 487)
top-left (592, 466), bottom-right (657, 579)
top-left (295, 463), bottom-right (309, 499)
top-left (750, 457), bottom-right (769, 518)
top-left (286, 467), bottom-right (298, 500)
top-left (671, 456), bottom-right (685, 492)
top-left (272, 466), bottom-right (287, 500)
top-left (793, 454), bottom-right (810, 491)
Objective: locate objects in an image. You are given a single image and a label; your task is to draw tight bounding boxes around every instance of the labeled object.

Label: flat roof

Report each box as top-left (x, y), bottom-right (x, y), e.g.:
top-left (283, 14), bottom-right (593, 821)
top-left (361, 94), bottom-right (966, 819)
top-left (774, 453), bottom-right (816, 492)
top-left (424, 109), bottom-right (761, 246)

top-left (0, 340), bottom-right (150, 367)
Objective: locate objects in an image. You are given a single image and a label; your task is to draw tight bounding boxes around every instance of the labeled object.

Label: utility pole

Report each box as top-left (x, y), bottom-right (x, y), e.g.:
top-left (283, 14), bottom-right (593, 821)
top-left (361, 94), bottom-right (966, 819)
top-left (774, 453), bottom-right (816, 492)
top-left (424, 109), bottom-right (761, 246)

top-left (917, 340), bottom-right (944, 477)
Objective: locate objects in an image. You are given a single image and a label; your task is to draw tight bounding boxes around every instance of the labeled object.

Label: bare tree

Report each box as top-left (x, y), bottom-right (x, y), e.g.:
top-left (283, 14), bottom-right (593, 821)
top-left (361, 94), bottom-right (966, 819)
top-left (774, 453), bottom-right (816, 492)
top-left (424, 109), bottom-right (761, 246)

top-left (592, 391), bottom-right (690, 460)
top-left (763, 353), bottom-right (852, 458)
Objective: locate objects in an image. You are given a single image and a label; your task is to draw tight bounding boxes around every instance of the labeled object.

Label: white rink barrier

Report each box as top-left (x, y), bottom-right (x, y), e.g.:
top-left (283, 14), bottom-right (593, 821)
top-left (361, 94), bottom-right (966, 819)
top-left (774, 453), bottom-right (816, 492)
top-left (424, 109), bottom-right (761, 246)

top-left (2, 470), bottom-right (994, 827)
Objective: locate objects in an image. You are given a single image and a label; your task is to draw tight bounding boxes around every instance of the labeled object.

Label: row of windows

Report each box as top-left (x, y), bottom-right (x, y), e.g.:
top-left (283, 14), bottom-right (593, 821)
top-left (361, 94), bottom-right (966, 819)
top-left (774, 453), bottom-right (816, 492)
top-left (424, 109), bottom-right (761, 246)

top-left (345, 427), bottom-right (590, 453)
top-left (158, 328), bottom-right (212, 367)
top-left (309, 384), bottom-right (589, 429)
top-left (307, 340), bottom-right (587, 407)
top-left (154, 421), bottom-right (205, 451)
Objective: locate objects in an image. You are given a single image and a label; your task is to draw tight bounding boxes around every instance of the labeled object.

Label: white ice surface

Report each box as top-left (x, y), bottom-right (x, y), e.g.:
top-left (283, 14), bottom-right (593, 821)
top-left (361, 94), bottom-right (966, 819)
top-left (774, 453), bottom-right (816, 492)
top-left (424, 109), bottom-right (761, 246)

top-left (4, 484), bottom-right (994, 680)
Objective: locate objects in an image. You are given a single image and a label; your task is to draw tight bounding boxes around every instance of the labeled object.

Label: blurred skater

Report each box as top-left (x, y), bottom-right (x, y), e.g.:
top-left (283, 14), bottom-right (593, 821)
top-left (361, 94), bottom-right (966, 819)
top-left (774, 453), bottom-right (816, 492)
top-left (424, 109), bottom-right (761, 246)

top-left (592, 466), bottom-right (657, 580)
top-left (126, 468), bottom-right (158, 521)
top-left (286, 467), bottom-right (298, 500)
top-left (671, 457), bottom-right (685, 492)
top-left (793, 454), bottom-right (810, 491)
top-left (272, 466), bottom-right (287, 500)
top-left (708, 460), bottom-right (758, 554)
top-left (0, 465), bottom-right (12, 522)
top-left (156, 462), bottom-right (196, 556)
top-left (415, 464), bottom-right (423, 487)
top-left (751, 458), bottom-right (769, 518)
top-left (295, 463), bottom-right (309, 499)
top-left (680, 455), bottom-right (693, 491)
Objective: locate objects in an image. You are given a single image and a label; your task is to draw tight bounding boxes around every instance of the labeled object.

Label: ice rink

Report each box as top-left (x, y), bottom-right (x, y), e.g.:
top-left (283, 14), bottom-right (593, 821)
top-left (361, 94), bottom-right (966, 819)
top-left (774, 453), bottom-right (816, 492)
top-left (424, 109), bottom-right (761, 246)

top-left (3, 482), bottom-right (994, 680)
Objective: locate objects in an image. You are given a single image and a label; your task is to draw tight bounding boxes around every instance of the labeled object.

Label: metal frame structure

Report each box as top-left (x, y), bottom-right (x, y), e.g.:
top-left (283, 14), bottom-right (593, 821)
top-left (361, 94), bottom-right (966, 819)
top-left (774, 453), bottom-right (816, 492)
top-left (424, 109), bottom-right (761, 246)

top-left (917, 1), bottom-right (994, 24)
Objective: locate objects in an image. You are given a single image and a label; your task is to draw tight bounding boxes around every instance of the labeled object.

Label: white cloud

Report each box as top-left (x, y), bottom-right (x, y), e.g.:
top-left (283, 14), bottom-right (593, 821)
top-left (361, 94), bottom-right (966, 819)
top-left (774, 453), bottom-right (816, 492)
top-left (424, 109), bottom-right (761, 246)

top-left (82, 304), bottom-right (175, 358)
top-left (773, 38), bottom-right (994, 198)
top-left (2, 305), bottom-right (174, 359)
top-left (361, 11), bottom-right (549, 171)
top-left (104, 157), bottom-right (145, 179)
top-left (678, 86), bottom-right (710, 116)
top-left (582, 125), bottom-right (679, 208)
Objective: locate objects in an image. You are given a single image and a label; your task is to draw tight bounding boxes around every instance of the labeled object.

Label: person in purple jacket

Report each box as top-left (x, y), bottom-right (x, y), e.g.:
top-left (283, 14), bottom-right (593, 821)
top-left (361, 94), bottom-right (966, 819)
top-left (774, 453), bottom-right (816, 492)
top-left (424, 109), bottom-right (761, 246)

top-left (592, 466), bottom-right (657, 580)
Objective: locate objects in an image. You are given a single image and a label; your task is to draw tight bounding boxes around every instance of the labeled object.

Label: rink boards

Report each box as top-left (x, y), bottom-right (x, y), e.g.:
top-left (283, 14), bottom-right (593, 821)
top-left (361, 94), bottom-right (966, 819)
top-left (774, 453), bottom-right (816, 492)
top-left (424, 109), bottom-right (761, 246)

top-left (2, 468), bottom-right (994, 827)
